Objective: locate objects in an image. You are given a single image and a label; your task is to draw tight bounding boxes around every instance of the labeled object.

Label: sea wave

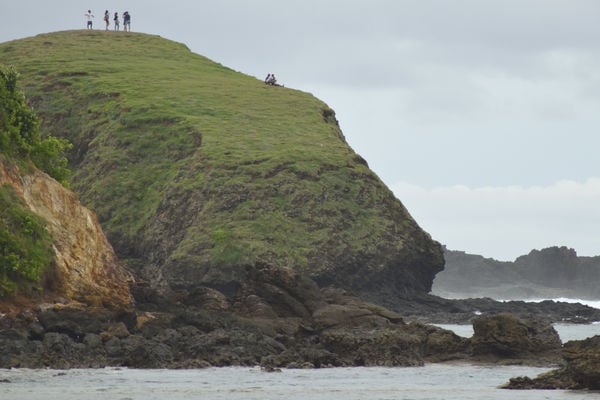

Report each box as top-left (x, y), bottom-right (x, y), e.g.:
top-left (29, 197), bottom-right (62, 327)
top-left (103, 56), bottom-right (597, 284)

top-left (521, 298), bottom-right (600, 310)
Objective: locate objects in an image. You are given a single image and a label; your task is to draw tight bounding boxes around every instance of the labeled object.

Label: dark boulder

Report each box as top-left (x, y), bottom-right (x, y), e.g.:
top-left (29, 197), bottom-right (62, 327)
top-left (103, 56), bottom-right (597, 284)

top-left (562, 335), bottom-right (600, 389)
top-left (37, 306), bottom-right (128, 340)
top-left (470, 313), bottom-right (561, 364)
top-left (504, 335), bottom-right (600, 390)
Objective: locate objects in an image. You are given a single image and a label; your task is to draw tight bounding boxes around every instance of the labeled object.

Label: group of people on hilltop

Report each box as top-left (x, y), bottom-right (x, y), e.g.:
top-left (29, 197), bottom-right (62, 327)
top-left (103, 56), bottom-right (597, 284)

top-left (85, 10), bottom-right (131, 32)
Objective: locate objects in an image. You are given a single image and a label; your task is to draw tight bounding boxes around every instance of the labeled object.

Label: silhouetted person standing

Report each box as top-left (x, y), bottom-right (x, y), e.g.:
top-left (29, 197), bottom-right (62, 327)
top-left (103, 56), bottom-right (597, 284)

top-left (104, 10), bottom-right (110, 30)
top-left (123, 11), bottom-right (131, 32)
top-left (113, 12), bottom-right (120, 31)
top-left (85, 10), bottom-right (94, 29)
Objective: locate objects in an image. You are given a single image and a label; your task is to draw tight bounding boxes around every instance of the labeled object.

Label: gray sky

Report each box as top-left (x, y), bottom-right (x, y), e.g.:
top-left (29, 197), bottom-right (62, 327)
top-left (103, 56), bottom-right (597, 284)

top-left (1, 1), bottom-right (599, 260)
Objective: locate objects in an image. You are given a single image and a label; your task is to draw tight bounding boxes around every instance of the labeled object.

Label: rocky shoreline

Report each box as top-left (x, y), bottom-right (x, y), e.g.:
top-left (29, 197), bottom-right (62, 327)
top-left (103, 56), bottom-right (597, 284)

top-left (3, 283), bottom-right (599, 391)
top-left (0, 288), bottom-right (469, 369)
top-left (2, 262), bottom-right (599, 391)
top-left (1, 287), bottom-right (595, 371)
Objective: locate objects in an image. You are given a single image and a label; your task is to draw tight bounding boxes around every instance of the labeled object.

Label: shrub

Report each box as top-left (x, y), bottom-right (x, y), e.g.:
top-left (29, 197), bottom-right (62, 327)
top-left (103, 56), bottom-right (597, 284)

top-left (0, 65), bottom-right (71, 185)
top-left (0, 184), bottom-right (54, 296)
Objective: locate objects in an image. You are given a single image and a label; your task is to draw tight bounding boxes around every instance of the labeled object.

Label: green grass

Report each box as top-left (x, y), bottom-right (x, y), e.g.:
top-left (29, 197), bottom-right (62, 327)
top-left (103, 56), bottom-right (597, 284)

top-left (0, 30), bottom-right (425, 279)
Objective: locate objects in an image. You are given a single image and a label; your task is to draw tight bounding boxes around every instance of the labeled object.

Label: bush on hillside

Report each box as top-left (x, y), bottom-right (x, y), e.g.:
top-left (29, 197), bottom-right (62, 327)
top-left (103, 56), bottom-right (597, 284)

top-left (0, 184), bottom-right (54, 296)
top-left (0, 65), bottom-right (72, 185)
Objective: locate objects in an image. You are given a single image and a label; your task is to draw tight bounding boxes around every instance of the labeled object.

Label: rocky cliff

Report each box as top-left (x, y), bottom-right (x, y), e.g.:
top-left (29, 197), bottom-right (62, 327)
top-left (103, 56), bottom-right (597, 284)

top-left (0, 159), bottom-right (133, 310)
top-left (0, 31), bottom-right (443, 310)
top-left (432, 247), bottom-right (600, 300)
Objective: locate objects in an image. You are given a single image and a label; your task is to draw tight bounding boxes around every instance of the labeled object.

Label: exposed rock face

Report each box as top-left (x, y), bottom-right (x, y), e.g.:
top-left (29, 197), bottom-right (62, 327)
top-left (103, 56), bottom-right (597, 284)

top-left (505, 335), bottom-right (600, 390)
top-left (433, 247), bottom-right (600, 300)
top-left (0, 160), bottom-right (133, 310)
top-left (0, 262), bottom-right (468, 369)
top-left (515, 247), bottom-right (579, 287)
top-left (470, 313), bottom-right (561, 365)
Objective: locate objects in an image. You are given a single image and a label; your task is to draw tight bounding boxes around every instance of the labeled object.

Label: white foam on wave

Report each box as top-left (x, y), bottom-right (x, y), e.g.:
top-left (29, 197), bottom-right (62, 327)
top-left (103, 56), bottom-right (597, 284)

top-left (521, 298), bottom-right (600, 310)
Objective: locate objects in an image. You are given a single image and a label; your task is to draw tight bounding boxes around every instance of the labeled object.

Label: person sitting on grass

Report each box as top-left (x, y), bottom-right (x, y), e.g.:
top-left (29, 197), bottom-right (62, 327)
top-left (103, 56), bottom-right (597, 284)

top-left (265, 73), bottom-right (280, 86)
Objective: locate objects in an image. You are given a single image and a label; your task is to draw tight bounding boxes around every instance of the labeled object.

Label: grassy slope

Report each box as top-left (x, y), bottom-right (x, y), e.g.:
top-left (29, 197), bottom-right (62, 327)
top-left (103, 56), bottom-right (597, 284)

top-left (0, 31), bottom-right (441, 296)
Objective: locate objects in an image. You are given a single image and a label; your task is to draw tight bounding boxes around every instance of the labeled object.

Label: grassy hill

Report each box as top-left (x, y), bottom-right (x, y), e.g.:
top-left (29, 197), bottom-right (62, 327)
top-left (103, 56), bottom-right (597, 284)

top-left (0, 31), bottom-right (442, 307)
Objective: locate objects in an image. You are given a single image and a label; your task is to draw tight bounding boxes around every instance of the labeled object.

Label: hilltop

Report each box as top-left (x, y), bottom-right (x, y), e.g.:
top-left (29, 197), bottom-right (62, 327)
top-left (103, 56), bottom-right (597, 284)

top-left (0, 30), bottom-right (468, 368)
top-left (0, 30), bottom-right (443, 309)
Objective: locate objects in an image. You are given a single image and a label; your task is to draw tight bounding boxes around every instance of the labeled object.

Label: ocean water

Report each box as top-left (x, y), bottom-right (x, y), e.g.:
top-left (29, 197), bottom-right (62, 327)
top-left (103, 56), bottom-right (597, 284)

top-left (1, 364), bottom-right (599, 400)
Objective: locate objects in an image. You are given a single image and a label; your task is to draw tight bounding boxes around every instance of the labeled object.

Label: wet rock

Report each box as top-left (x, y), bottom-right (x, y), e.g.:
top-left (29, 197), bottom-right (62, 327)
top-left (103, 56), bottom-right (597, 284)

top-left (104, 336), bottom-right (123, 358)
top-left (406, 321), bottom-right (470, 362)
top-left (0, 328), bottom-right (31, 368)
top-left (470, 313), bottom-right (561, 364)
top-left (261, 365), bottom-right (282, 372)
top-left (27, 322), bottom-right (45, 340)
top-left (504, 376), bottom-right (536, 389)
top-left (83, 333), bottom-right (103, 348)
top-left (37, 306), bottom-right (111, 340)
top-left (515, 335), bottom-right (600, 390)
top-left (120, 335), bottom-right (174, 368)
top-left (41, 332), bottom-right (80, 368)
top-left (321, 327), bottom-right (424, 366)
top-left (562, 335), bottom-right (600, 389)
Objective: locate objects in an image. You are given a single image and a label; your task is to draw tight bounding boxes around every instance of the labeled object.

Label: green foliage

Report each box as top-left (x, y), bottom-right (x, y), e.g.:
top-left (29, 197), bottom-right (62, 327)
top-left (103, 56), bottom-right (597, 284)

top-left (31, 135), bottom-right (72, 186)
top-left (0, 184), bottom-right (54, 296)
top-left (0, 65), bottom-right (36, 156)
top-left (0, 65), bottom-right (71, 185)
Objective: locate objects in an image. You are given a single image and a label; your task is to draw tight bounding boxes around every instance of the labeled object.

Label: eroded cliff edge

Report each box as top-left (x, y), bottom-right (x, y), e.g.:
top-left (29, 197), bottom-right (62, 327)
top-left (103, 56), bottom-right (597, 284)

top-left (0, 159), bottom-right (133, 311)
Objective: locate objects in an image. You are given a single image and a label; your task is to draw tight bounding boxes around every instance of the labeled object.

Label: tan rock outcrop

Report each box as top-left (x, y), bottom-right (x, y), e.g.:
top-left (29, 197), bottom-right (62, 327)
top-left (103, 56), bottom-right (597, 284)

top-left (0, 160), bottom-right (133, 309)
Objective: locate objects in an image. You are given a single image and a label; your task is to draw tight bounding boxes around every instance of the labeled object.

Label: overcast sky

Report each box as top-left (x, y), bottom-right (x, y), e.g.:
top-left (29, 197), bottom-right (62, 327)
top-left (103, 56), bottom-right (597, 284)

top-left (1, 1), bottom-right (599, 261)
